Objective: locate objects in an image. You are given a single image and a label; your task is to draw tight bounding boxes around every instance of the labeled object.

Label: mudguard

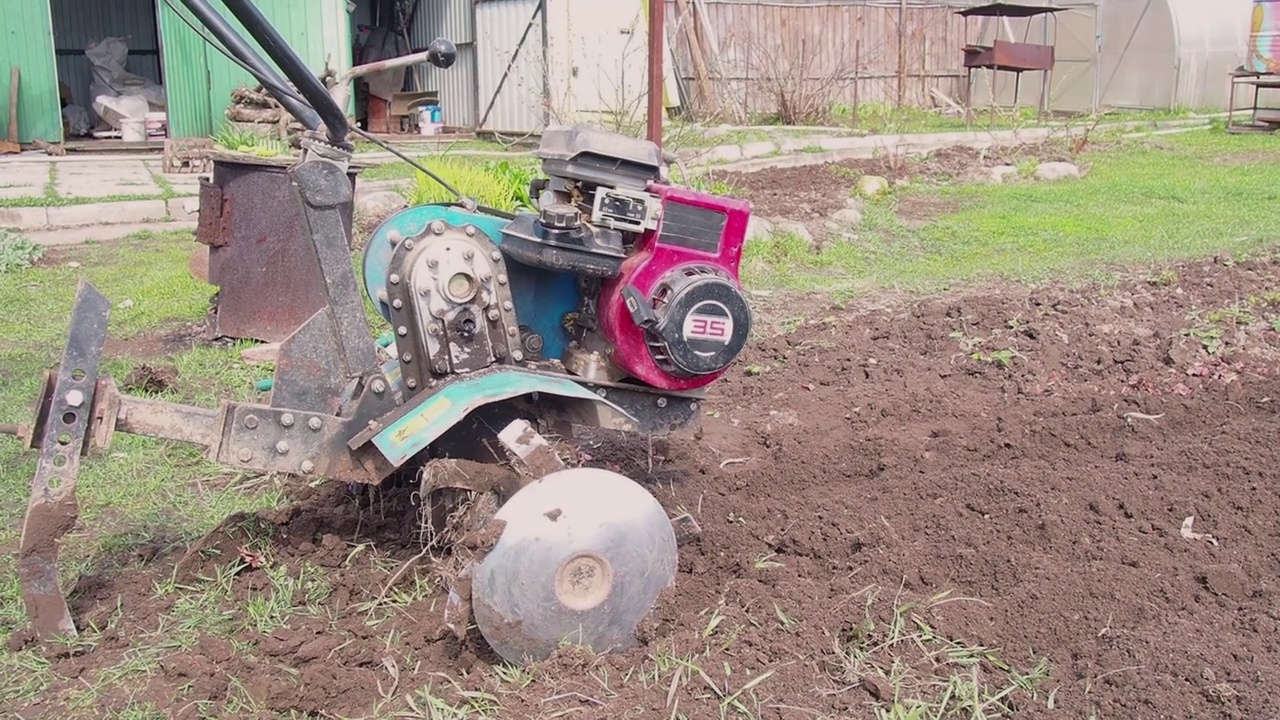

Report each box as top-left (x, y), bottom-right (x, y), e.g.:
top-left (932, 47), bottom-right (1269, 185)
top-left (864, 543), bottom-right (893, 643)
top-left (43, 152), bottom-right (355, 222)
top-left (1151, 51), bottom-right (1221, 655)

top-left (353, 368), bottom-right (635, 467)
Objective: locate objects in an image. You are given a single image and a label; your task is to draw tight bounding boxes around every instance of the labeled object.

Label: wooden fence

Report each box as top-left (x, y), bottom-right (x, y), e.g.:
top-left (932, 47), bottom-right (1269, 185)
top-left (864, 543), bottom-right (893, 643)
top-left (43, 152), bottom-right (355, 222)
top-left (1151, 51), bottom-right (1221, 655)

top-left (662, 0), bottom-right (978, 122)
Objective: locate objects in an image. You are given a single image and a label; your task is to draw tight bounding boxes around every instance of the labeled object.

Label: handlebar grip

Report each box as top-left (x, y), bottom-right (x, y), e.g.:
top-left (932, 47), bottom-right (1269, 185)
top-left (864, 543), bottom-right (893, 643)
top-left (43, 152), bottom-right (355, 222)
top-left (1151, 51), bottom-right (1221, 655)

top-left (426, 39), bottom-right (458, 69)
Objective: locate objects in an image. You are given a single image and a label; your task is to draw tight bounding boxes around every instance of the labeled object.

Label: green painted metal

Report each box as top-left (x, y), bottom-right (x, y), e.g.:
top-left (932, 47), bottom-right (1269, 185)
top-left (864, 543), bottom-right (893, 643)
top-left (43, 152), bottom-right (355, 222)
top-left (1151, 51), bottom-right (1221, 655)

top-left (370, 370), bottom-right (633, 467)
top-left (159, 0), bottom-right (351, 138)
top-left (0, 0), bottom-right (62, 143)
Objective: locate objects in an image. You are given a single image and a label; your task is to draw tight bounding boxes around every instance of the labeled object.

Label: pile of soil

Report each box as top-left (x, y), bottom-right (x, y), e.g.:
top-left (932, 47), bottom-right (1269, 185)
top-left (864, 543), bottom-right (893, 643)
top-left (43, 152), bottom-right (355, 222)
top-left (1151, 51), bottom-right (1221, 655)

top-left (722, 140), bottom-right (1077, 221)
top-left (7, 256), bottom-right (1280, 719)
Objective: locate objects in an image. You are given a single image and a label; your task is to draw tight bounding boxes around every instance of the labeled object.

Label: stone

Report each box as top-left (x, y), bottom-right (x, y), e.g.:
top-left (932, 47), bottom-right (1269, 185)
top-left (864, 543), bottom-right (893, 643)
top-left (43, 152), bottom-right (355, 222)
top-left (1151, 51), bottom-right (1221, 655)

top-left (1033, 161), bottom-right (1081, 182)
top-left (355, 190), bottom-right (408, 220)
top-left (745, 215), bottom-right (775, 244)
top-left (856, 175), bottom-right (890, 196)
top-left (771, 218), bottom-right (814, 246)
top-left (825, 207), bottom-right (864, 229)
top-left (963, 164), bottom-right (1019, 184)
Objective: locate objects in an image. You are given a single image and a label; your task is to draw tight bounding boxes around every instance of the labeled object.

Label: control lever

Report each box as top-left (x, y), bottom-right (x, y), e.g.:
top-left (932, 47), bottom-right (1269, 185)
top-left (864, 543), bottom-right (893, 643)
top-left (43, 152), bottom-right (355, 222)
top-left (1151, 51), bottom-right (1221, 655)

top-left (425, 38), bottom-right (457, 69)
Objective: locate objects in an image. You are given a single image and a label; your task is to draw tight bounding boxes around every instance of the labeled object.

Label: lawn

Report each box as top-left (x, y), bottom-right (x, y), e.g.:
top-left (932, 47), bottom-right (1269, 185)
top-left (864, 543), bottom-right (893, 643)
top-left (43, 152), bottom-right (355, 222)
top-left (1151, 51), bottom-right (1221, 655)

top-left (742, 129), bottom-right (1280, 295)
top-left (0, 126), bottom-right (1278, 717)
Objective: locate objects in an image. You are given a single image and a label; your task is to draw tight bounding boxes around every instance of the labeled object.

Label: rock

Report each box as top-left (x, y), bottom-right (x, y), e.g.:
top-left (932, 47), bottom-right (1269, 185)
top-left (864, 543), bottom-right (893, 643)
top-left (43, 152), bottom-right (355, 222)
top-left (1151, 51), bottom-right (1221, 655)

top-left (825, 207), bottom-right (864, 228)
top-left (845, 196), bottom-right (865, 211)
top-left (745, 216), bottom-right (775, 244)
top-left (771, 219), bottom-right (814, 246)
top-left (964, 165), bottom-right (1019, 183)
top-left (1033, 161), bottom-right (1081, 182)
top-left (355, 190), bottom-right (408, 219)
top-left (856, 175), bottom-right (889, 196)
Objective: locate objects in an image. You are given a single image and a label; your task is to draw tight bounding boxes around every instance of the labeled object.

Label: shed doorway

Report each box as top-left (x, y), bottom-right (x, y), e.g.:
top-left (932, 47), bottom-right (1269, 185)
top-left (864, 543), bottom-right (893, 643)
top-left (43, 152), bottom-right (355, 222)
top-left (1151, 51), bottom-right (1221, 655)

top-left (50, 0), bottom-right (169, 147)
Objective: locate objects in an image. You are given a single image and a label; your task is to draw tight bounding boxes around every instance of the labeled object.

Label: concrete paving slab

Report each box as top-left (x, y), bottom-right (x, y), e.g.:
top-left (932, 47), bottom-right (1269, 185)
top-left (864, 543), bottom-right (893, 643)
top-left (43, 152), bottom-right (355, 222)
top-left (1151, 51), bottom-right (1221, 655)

top-left (25, 220), bottom-right (196, 247)
top-left (48, 199), bottom-right (169, 228)
top-left (55, 160), bottom-right (162, 198)
top-left (0, 175), bottom-right (47, 200)
top-left (0, 206), bottom-right (50, 230)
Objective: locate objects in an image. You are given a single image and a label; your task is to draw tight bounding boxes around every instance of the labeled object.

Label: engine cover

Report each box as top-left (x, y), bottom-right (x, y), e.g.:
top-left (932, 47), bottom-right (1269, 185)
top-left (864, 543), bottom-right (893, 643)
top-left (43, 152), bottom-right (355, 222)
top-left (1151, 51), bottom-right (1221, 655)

top-left (597, 184), bottom-right (753, 391)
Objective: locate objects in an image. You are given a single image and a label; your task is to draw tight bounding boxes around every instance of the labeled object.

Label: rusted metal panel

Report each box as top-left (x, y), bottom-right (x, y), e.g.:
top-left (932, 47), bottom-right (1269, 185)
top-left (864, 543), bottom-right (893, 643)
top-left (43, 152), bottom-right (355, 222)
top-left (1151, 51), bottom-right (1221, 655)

top-left (199, 154), bottom-right (358, 344)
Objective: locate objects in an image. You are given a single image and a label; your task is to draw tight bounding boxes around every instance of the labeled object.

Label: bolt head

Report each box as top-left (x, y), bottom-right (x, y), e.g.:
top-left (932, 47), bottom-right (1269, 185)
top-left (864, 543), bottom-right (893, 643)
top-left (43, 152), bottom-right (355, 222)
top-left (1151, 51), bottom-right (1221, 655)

top-left (428, 257), bottom-right (439, 268)
top-left (497, 274), bottom-right (508, 285)
top-left (300, 460), bottom-right (315, 474)
top-left (404, 239), bottom-right (415, 250)
top-left (402, 353), bottom-right (413, 363)
top-left (507, 326), bottom-right (518, 337)
top-left (307, 417), bottom-right (323, 431)
top-left (237, 448), bottom-right (253, 463)
top-left (392, 299), bottom-right (403, 310)
top-left (657, 397), bottom-right (668, 408)
top-left (407, 378), bottom-right (418, 389)
top-left (65, 390), bottom-right (85, 408)
top-left (465, 225), bottom-right (477, 236)
top-left (275, 440), bottom-right (290, 454)
top-left (280, 413), bottom-right (295, 427)
top-left (389, 273), bottom-right (401, 285)
top-left (371, 379), bottom-right (388, 394)
top-left (487, 309), bottom-right (500, 321)
top-left (431, 220), bottom-right (445, 234)
top-left (689, 402), bottom-right (698, 411)
top-left (244, 414), bottom-right (259, 429)
top-left (513, 350), bottom-right (525, 362)
top-left (502, 301), bottom-right (513, 311)
top-left (463, 249), bottom-right (475, 260)
top-left (397, 326), bottom-right (408, 336)
top-left (490, 251), bottom-right (501, 261)
top-left (596, 388), bottom-right (607, 397)
top-left (427, 324), bottom-right (440, 336)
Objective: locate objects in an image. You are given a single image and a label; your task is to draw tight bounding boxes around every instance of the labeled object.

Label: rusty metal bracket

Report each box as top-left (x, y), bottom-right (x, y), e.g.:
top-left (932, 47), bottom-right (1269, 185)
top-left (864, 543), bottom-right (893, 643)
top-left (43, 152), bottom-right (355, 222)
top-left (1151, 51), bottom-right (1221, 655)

top-left (214, 404), bottom-right (381, 482)
top-left (194, 178), bottom-right (227, 248)
top-left (19, 280), bottom-right (110, 640)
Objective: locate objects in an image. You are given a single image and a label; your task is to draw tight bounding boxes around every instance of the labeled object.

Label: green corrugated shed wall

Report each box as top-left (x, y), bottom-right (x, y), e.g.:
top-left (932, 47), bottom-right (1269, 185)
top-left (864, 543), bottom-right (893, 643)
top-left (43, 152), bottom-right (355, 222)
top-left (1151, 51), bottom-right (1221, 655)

top-left (0, 1), bottom-right (62, 143)
top-left (160, 0), bottom-right (352, 138)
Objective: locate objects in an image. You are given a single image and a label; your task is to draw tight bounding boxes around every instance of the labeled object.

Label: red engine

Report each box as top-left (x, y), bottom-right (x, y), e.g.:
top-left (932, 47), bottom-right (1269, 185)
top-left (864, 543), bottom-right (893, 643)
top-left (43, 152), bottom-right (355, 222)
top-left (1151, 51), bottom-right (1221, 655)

top-left (597, 183), bottom-right (753, 391)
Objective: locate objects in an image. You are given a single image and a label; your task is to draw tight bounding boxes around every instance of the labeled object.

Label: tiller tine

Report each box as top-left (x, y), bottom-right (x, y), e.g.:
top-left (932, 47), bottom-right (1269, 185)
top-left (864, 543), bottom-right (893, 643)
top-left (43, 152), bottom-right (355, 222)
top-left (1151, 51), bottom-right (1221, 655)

top-left (18, 280), bottom-right (111, 640)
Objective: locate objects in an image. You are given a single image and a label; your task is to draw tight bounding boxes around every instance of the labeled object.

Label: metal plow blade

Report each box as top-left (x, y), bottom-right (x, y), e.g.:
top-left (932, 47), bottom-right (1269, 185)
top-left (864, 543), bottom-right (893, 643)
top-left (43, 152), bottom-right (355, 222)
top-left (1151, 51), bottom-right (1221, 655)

top-left (19, 280), bottom-right (111, 640)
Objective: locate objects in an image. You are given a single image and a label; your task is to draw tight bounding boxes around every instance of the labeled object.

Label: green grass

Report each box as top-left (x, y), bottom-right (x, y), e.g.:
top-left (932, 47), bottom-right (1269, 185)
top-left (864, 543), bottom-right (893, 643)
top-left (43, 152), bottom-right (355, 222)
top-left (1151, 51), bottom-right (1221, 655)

top-left (0, 128), bottom-right (1276, 716)
top-left (743, 128), bottom-right (1280, 296)
top-left (0, 233), bottom-right (286, 660)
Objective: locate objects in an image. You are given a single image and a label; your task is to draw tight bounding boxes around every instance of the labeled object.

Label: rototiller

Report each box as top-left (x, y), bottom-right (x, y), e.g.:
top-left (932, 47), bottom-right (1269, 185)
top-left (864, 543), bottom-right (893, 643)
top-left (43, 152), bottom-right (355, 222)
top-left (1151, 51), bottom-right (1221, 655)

top-left (5, 0), bottom-right (753, 663)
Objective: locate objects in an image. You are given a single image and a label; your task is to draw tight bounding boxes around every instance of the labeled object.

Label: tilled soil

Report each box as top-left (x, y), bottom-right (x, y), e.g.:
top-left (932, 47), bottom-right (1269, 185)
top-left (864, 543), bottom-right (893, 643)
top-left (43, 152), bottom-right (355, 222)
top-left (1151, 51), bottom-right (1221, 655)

top-left (6, 255), bottom-right (1280, 719)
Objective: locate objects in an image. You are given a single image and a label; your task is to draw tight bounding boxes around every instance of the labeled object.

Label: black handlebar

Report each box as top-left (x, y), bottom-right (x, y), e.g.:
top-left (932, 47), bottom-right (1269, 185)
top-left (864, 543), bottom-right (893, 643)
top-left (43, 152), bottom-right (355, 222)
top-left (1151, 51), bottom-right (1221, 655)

top-left (220, 0), bottom-right (353, 145)
top-left (179, 0), bottom-right (457, 149)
